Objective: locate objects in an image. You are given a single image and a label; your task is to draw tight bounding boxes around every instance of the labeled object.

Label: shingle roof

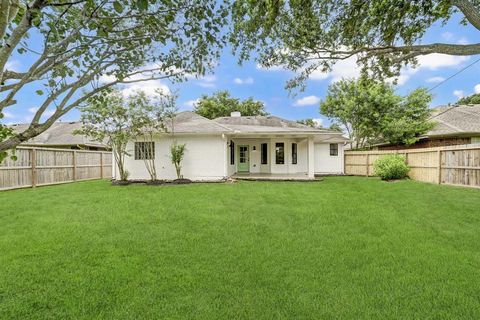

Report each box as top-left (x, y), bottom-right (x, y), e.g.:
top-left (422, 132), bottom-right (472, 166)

top-left (428, 104), bottom-right (480, 137)
top-left (167, 111), bottom-right (232, 133)
top-left (10, 122), bottom-right (107, 148)
top-left (213, 115), bottom-right (339, 134)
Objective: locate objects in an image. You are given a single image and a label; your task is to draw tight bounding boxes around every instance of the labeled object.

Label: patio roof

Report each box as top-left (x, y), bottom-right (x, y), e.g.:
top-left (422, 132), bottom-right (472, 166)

top-left (214, 115), bottom-right (347, 140)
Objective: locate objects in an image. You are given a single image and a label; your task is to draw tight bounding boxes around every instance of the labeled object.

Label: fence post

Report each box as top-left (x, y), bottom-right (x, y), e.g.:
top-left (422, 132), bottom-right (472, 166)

top-left (100, 152), bottom-right (104, 179)
top-left (437, 150), bottom-right (442, 184)
top-left (31, 148), bottom-right (37, 188)
top-left (73, 150), bottom-right (77, 182)
top-left (365, 153), bottom-right (370, 177)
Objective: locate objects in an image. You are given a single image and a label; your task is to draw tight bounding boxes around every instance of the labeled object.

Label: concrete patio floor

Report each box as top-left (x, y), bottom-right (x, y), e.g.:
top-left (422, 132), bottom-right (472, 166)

top-left (231, 173), bottom-right (315, 181)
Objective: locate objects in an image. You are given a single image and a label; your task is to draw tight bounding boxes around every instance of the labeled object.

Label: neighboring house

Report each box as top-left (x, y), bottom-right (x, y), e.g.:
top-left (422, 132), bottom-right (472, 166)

top-left (376, 104), bottom-right (480, 150)
top-left (119, 111), bottom-right (347, 181)
top-left (9, 121), bottom-right (108, 151)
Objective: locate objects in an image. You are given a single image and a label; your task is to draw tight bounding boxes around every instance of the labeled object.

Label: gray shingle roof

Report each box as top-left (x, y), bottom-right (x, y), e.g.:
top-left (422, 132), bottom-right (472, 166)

top-left (10, 122), bottom-right (107, 148)
top-left (428, 104), bottom-right (480, 137)
top-left (213, 115), bottom-right (339, 134)
top-left (167, 111), bottom-right (232, 133)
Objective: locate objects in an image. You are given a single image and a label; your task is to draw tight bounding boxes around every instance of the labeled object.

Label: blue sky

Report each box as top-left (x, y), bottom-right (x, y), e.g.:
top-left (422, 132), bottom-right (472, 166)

top-left (2, 13), bottom-right (480, 128)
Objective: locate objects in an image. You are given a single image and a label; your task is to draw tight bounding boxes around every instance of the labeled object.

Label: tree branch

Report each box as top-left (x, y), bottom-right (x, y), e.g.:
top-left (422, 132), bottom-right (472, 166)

top-left (452, 0), bottom-right (480, 31)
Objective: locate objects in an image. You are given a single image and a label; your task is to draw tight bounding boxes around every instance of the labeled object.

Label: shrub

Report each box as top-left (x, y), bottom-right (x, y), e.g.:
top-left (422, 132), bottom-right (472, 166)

top-left (373, 154), bottom-right (410, 180)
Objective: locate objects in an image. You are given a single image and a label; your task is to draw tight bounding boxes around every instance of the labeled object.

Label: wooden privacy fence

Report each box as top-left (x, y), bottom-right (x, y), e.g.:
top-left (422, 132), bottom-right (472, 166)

top-left (0, 147), bottom-right (112, 191)
top-left (345, 144), bottom-right (480, 188)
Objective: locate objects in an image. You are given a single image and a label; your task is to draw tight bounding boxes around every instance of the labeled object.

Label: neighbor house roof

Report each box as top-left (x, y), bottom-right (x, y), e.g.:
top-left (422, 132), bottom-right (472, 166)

top-left (213, 115), bottom-right (342, 135)
top-left (9, 122), bottom-right (107, 149)
top-left (428, 104), bottom-right (480, 137)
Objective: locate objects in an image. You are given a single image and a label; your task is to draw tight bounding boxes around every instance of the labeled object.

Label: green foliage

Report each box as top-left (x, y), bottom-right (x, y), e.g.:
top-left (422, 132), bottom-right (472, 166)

top-left (77, 88), bottom-right (136, 181)
top-left (230, 0), bottom-right (471, 89)
top-left (130, 90), bottom-right (177, 181)
top-left (328, 123), bottom-right (343, 132)
top-left (374, 155), bottom-right (410, 180)
top-left (457, 93), bottom-right (480, 105)
top-left (1, 0), bottom-right (229, 152)
top-left (0, 112), bottom-right (14, 164)
top-left (194, 91), bottom-right (268, 119)
top-left (320, 78), bottom-right (433, 149)
top-left (297, 119), bottom-right (321, 128)
top-left (170, 143), bottom-right (186, 179)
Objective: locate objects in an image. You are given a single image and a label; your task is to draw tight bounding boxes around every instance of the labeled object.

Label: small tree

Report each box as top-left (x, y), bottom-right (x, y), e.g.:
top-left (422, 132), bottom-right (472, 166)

top-left (129, 90), bottom-right (177, 181)
top-left (77, 88), bottom-right (137, 181)
top-left (170, 143), bottom-right (186, 179)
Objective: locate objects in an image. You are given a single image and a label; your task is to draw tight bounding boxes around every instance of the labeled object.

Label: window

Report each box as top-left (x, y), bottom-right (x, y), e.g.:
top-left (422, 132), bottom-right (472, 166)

top-left (275, 142), bottom-right (284, 164)
top-left (292, 143), bottom-right (297, 164)
top-left (135, 142), bottom-right (155, 160)
top-left (230, 141), bottom-right (235, 165)
top-left (261, 143), bottom-right (268, 164)
top-left (330, 143), bottom-right (338, 156)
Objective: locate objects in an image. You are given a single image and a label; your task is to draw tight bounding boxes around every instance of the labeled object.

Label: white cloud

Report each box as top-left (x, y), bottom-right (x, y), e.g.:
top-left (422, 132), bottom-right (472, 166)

top-left (417, 54), bottom-right (469, 70)
top-left (294, 95), bottom-right (321, 107)
top-left (233, 77), bottom-right (254, 85)
top-left (195, 75), bottom-right (216, 88)
top-left (259, 48), bottom-right (470, 87)
top-left (256, 63), bottom-right (288, 72)
top-left (474, 84), bottom-right (480, 94)
top-left (3, 111), bottom-right (14, 118)
top-left (453, 90), bottom-right (464, 99)
top-left (5, 60), bottom-right (21, 71)
top-left (310, 56), bottom-right (361, 82)
top-left (120, 80), bottom-right (170, 97)
top-left (458, 37), bottom-right (469, 45)
top-left (99, 72), bottom-right (171, 97)
top-left (182, 99), bottom-right (199, 110)
top-left (312, 118), bottom-right (323, 127)
top-left (426, 76), bottom-right (446, 83)
top-left (28, 107), bottom-right (39, 113)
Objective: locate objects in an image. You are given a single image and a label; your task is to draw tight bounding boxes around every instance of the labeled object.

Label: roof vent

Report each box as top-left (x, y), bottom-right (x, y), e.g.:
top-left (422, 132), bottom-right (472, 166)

top-left (230, 111), bottom-right (241, 117)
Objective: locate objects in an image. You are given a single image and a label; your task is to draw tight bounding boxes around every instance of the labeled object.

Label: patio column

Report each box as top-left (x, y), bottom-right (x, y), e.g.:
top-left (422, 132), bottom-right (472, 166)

top-left (307, 137), bottom-right (315, 178)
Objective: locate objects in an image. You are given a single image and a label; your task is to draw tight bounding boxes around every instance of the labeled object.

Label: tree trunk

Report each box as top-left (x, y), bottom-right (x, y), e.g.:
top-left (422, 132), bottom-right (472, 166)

top-left (175, 163), bottom-right (181, 179)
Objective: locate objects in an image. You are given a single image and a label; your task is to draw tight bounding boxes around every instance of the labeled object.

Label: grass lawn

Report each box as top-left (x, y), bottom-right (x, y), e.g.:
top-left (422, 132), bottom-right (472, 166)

top-left (1, 177), bottom-right (480, 319)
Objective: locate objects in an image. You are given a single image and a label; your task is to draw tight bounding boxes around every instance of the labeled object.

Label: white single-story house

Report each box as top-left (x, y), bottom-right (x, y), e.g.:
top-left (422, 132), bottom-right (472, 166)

top-left (115, 111), bottom-right (347, 181)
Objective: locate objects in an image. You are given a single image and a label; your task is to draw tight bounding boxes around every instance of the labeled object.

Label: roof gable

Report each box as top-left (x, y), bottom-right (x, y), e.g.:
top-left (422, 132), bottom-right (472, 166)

top-left (429, 104), bottom-right (480, 136)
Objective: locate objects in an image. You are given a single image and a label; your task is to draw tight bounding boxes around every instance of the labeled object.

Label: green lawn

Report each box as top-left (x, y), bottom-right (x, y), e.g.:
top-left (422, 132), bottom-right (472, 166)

top-left (1, 177), bottom-right (480, 319)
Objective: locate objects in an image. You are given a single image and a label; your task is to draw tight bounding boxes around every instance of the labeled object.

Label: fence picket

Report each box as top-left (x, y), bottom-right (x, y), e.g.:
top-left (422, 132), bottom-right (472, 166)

top-left (1, 147), bottom-right (112, 191)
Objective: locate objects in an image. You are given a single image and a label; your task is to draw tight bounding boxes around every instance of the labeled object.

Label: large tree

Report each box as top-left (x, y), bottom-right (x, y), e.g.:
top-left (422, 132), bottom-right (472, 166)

top-left (0, 0), bottom-right (228, 160)
top-left (297, 118), bottom-right (322, 128)
top-left (457, 93), bottom-right (480, 104)
top-left (320, 78), bottom-right (433, 149)
top-left (231, 0), bottom-right (480, 89)
top-left (194, 90), bottom-right (267, 119)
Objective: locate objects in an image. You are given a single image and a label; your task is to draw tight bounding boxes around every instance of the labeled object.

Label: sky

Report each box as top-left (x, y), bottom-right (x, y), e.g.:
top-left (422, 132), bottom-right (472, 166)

top-left (2, 13), bottom-right (480, 129)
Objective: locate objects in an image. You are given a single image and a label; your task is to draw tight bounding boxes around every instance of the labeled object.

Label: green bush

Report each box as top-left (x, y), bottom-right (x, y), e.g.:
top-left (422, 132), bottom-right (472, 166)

top-left (373, 154), bottom-right (410, 180)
